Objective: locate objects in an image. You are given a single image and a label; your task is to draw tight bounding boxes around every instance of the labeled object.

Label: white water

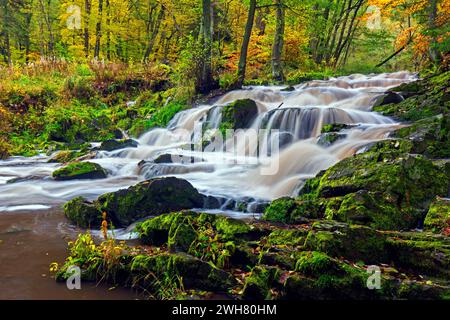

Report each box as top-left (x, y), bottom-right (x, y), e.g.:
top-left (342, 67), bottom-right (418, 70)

top-left (0, 72), bottom-right (416, 214)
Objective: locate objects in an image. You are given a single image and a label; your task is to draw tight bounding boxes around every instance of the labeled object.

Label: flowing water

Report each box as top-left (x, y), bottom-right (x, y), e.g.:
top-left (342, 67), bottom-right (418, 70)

top-left (0, 71), bottom-right (416, 299)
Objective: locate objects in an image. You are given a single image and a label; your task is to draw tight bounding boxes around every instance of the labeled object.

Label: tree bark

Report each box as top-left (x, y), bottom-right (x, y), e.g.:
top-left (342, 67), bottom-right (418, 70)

top-left (197, 0), bottom-right (218, 93)
top-left (428, 0), bottom-right (440, 64)
top-left (84, 0), bottom-right (91, 58)
top-left (271, 0), bottom-right (285, 82)
top-left (236, 0), bottom-right (257, 88)
top-left (94, 0), bottom-right (103, 59)
top-left (143, 4), bottom-right (165, 63)
top-left (1, 0), bottom-right (11, 65)
top-left (106, 0), bottom-right (111, 60)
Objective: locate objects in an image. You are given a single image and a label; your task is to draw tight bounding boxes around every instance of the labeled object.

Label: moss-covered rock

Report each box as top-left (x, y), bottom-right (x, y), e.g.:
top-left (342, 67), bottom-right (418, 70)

top-left (242, 265), bottom-right (281, 300)
top-left (321, 123), bottom-right (355, 133)
top-left (296, 139), bottom-right (448, 230)
top-left (130, 252), bottom-right (236, 292)
top-left (374, 72), bottom-right (450, 121)
top-left (137, 211), bottom-right (254, 251)
top-left (394, 115), bottom-right (450, 158)
top-left (304, 220), bottom-right (387, 264)
top-left (52, 161), bottom-right (107, 180)
top-left (385, 232), bottom-right (450, 277)
top-left (48, 150), bottom-right (82, 163)
top-left (98, 139), bottom-right (138, 151)
top-left (220, 99), bottom-right (258, 132)
top-left (263, 197), bottom-right (323, 224)
top-left (424, 198), bottom-right (450, 234)
top-left (96, 177), bottom-right (204, 226)
top-left (373, 92), bottom-right (404, 107)
top-left (63, 196), bottom-right (102, 228)
top-left (317, 132), bottom-right (346, 146)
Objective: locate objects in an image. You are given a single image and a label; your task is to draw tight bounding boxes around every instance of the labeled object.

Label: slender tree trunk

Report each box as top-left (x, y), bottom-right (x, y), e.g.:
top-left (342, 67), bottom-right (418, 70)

top-left (236, 0), bottom-right (256, 88)
top-left (84, 0), bottom-right (91, 58)
top-left (106, 0), bottom-right (111, 60)
top-left (24, 12), bottom-right (32, 63)
top-left (143, 4), bottom-right (165, 62)
top-left (94, 0), bottom-right (103, 59)
top-left (326, 0), bottom-right (347, 64)
top-left (197, 0), bottom-right (218, 93)
top-left (272, 0), bottom-right (285, 82)
top-left (428, 0), bottom-right (440, 64)
top-left (38, 0), bottom-right (54, 56)
top-left (1, 0), bottom-right (11, 65)
top-left (332, 0), bottom-right (352, 67)
top-left (333, 0), bottom-right (363, 67)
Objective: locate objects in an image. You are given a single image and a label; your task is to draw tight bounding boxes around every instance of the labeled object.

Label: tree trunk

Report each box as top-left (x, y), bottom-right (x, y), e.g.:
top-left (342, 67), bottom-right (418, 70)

top-left (197, 0), bottom-right (218, 94)
top-left (1, 0), bottom-right (11, 65)
top-left (106, 0), bottom-right (111, 60)
top-left (143, 4), bottom-right (165, 63)
top-left (272, 0), bottom-right (285, 82)
top-left (94, 0), bottom-right (103, 59)
top-left (428, 0), bottom-right (440, 64)
top-left (236, 0), bottom-right (257, 88)
top-left (84, 0), bottom-right (91, 58)
top-left (24, 12), bottom-right (32, 63)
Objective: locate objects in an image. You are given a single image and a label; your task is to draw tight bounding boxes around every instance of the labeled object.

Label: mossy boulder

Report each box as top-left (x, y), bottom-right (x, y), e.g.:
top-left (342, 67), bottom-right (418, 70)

top-left (96, 177), bottom-right (204, 226)
top-left (220, 99), bottom-right (258, 132)
top-left (137, 211), bottom-right (253, 251)
top-left (321, 123), bottom-right (355, 133)
top-left (283, 252), bottom-right (374, 300)
top-left (385, 232), bottom-right (450, 277)
top-left (263, 197), bottom-right (323, 224)
top-left (296, 139), bottom-right (448, 230)
top-left (317, 132), bottom-right (346, 146)
top-left (130, 252), bottom-right (236, 292)
top-left (242, 266), bottom-right (281, 300)
top-left (98, 139), bottom-right (138, 151)
top-left (394, 115), bottom-right (450, 158)
top-left (304, 220), bottom-right (387, 264)
top-left (63, 177), bottom-right (204, 227)
top-left (374, 72), bottom-right (450, 121)
top-left (63, 196), bottom-right (102, 228)
top-left (424, 198), bottom-right (450, 234)
top-left (48, 150), bottom-right (82, 163)
top-left (52, 161), bottom-right (107, 180)
top-left (373, 92), bottom-right (404, 107)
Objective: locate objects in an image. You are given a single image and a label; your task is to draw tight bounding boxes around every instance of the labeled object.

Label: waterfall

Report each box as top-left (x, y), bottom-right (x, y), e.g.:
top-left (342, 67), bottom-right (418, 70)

top-left (0, 71), bottom-right (417, 212)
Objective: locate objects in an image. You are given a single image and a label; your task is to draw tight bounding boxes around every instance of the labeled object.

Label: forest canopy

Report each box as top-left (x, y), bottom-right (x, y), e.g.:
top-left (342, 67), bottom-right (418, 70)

top-left (0, 0), bottom-right (449, 85)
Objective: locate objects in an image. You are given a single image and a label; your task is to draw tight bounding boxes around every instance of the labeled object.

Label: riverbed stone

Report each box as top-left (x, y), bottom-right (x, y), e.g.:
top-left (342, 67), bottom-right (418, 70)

top-left (52, 161), bottom-right (107, 180)
top-left (98, 138), bottom-right (138, 151)
top-left (220, 99), bottom-right (258, 131)
top-left (424, 197), bottom-right (450, 234)
top-left (63, 196), bottom-right (102, 228)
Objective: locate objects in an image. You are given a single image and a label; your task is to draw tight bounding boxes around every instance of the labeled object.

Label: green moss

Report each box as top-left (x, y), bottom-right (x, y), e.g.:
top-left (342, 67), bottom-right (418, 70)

top-left (424, 198), bottom-right (450, 233)
top-left (220, 99), bottom-right (258, 132)
top-left (304, 221), bottom-right (387, 264)
top-left (63, 196), bottom-right (103, 228)
top-left (52, 161), bottom-right (107, 180)
top-left (242, 266), bottom-right (280, 300)
top-left (295, 251), bottom-right (340, 276)
top-left (266, 229), bottom-right (308, 246)
top-left (262, 196), bottom-right (324, 224)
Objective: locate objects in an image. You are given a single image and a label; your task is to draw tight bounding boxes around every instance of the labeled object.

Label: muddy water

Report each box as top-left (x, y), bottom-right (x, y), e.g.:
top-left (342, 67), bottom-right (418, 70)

top-left (0, 208), bottom-right (139, 300)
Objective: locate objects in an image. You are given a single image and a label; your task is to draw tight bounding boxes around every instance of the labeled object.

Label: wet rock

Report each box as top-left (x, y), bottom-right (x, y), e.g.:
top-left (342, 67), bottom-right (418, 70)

top-left (6, 175), bottom-right (43, 184)
top-left (296, 139), bottom-right (448, 230)
top-left (304, 220), bottom-right (388, 264)
top-left (130, 252), bottom-right (236, 291)
top-left (424, 197), bottom-right (450, 234)
top-left (52, 162), bottom-right (107, 181)
top-left (137, 211), bottom-right (253, 250)
top-left (385, 231), bottom-right (450, 277)
top-left (96, 177), bottom-right (204, 226)
top-left (48, 150), bottom-right (80, 163)
top-left (374, 71), bottom-right (450, 121)
top-left (373, 91), bottom-right (404, 107)
top-left (263, 197), bottom-right (323, 224)
top-left (317, 132), bottom-right (346, 147)
top-left (321, 123), bottom-right (354, 133)
top-left (152, 153), bottom-right (203, 164)
top-left (63, 196), bottom-right (102, 228)
top-left (98, 139), bottom-right (138, 151)
top-left (220, 99), bottom-right (259, 130)
top-left (242, 266), bottom-right (281, 300)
